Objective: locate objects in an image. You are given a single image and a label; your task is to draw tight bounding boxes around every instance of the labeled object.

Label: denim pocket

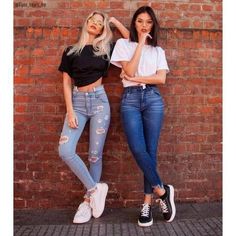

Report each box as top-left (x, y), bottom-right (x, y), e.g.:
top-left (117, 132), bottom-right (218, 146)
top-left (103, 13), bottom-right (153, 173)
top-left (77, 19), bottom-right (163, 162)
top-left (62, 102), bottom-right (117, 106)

top-left (153, 90), bottom-right (160, 96)
top-left (121, 92), bottom-right (128, 102)
top-left (72, 91), bottom-right (85, 104)
top-left (97, 93), bottom-right (109, 103)
top-left (149, 88), bottom-right (160, 96)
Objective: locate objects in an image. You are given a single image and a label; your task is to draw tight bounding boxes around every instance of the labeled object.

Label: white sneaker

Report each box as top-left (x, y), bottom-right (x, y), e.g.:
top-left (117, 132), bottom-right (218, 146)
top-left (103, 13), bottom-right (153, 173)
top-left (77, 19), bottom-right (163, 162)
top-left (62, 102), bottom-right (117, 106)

top-left (73, 201), bottom-right (92, 224)
top-left (90, 183), bottom-right (108, 218)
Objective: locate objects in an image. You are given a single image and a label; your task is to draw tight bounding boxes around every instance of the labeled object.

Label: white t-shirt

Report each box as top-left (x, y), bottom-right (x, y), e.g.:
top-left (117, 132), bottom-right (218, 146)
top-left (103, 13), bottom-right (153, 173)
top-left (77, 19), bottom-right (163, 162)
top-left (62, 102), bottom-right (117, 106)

top-left (110, 38), bottom-right (169, 87)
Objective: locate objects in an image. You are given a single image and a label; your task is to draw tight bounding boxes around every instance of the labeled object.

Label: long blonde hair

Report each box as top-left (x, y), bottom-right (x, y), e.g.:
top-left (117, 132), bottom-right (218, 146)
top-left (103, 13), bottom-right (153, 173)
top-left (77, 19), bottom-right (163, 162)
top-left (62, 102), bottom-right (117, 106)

top-left (68, 11), bottom-right (113, 60)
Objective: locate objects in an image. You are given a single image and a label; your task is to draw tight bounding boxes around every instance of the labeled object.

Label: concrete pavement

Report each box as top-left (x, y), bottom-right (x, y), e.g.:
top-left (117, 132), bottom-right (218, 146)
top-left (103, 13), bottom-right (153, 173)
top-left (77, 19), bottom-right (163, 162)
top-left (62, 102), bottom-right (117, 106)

top-left (14, 202), bottom-right (222, 236)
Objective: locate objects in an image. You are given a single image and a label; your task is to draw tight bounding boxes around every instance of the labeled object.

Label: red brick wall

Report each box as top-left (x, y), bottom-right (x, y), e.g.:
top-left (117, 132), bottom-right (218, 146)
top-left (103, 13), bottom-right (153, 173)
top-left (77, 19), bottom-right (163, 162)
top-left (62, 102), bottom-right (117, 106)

top-left (14, 0), bottom-right (222, 208)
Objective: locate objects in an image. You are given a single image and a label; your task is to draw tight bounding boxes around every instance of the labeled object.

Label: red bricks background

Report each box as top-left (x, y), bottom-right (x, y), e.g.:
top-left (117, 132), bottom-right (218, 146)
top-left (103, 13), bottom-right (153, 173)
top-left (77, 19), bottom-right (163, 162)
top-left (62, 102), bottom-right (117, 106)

top-left (14, 0), bottom-right (222, 208)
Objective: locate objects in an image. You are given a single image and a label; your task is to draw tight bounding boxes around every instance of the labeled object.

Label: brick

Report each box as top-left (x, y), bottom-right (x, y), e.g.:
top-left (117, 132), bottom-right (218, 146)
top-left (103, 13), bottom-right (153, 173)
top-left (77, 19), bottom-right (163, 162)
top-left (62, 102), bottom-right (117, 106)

top-left (215, 3), bottom-right (222, 12)
top-left (26, 10), bottom-right (49, 17)
top-left (32, 48), bottom-right (45, 57)
top-left (57, 2), bottom-right (70, 9)
top-left (15, 18), bottom-right (31, 26)
top-left (14, 10), bottom-right (24, 17)
top-left (83, 1), bottom-right (96, 8)
top-left (190, 4), bottom-right (201, 11)
top-left (70, 1), bottom-right (83, 9)
top-left (97, 1), bottom-right (110, 9)
top-left (110, 2), bottom-right (124, 9)
top-left (14, 199), bottom-right (26, 208)
top-left (32, 18), bottom-right (44, 27)
top-left (202, 4), bottom-right (213, 11)
top-left (14, 76), bottom-right (34, 84)
top-left (45, 18), bottom-right (57, 27)
top-left (207, 97), bottom-right (222, 104)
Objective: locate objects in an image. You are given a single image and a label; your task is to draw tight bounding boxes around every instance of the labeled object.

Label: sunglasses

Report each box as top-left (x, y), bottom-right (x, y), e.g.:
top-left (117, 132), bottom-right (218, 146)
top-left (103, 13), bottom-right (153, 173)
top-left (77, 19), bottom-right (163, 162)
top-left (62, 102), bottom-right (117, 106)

top-left (88, 17), bottom-right (104, 28)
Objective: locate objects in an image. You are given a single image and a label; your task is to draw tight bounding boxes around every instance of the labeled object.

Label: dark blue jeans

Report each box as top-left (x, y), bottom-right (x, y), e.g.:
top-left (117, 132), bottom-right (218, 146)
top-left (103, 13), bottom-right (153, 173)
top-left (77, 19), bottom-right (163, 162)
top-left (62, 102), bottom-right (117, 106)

top-left (121, 85), bottom-right (164, 194)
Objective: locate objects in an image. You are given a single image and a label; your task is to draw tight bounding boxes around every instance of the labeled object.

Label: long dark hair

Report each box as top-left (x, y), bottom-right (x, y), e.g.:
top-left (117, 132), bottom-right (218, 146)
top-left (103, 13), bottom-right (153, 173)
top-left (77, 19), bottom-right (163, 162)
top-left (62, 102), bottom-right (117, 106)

top-left (130, 6), bottom-right (160, 46)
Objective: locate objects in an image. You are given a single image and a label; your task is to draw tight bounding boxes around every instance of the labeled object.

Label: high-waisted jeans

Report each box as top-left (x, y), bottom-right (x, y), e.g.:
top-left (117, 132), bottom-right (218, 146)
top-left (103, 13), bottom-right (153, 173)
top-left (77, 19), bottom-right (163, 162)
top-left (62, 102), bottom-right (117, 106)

top-left (58, 85), bottom-right (110, 191)
top-left (121, 85), bottom-right (164, 194)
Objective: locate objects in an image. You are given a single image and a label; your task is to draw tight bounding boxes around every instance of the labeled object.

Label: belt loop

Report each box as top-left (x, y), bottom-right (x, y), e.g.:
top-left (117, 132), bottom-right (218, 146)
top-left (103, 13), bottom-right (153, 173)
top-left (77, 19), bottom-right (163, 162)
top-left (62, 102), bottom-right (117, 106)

top-left (94, 87), bottom-right (98, 98)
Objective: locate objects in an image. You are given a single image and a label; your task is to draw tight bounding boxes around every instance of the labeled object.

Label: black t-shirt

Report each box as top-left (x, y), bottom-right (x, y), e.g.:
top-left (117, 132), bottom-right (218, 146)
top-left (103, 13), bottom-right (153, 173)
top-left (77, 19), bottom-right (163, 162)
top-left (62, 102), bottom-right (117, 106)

top-left (58, 44), bottom-right (114, 87)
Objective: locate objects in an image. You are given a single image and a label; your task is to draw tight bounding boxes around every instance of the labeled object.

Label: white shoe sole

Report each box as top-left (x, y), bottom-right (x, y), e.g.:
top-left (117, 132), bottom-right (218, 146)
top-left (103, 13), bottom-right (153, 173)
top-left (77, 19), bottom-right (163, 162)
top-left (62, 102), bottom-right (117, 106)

top-left (73, 217), bottom-right (91, 224)
top-left (138, 219), bottom-right (153, 227)
top-left (92, 183), bottom-right (108, 218)
top-left (166, 185), bottom-right (176, 222)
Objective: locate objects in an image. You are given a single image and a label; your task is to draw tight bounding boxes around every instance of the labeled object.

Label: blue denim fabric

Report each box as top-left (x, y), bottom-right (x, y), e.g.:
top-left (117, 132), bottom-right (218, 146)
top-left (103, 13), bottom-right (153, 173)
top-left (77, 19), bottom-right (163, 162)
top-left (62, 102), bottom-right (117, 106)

top-left (58, 85), bottom-right (110, 191)
top-left (121, 85), bottom-right (164, 194)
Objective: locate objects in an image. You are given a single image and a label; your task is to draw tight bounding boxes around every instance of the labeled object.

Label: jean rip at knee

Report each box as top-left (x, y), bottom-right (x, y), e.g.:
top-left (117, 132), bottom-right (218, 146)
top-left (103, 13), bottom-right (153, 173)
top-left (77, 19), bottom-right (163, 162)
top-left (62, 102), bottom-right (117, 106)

top-left (89, 149), bottom-right (102, 163)
top-left (96, 128), bottom-right (106, 134)
top-left (59, 135), bottom-right (69, 145)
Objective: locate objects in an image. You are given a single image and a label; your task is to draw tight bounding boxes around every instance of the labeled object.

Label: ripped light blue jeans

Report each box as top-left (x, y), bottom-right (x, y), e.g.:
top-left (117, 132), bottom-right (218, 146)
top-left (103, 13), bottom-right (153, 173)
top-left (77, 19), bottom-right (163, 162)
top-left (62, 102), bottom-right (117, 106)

top-left (58, 85), bottom-right (110, 192)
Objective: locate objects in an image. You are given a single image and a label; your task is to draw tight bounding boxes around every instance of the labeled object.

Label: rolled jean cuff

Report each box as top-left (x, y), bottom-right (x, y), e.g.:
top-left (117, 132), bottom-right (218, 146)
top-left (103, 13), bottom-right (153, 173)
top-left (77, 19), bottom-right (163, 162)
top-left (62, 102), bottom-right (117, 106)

top-left (153, 184), bottom-right (164, 189)
top-left (144, 193), bottom-right (153, 196)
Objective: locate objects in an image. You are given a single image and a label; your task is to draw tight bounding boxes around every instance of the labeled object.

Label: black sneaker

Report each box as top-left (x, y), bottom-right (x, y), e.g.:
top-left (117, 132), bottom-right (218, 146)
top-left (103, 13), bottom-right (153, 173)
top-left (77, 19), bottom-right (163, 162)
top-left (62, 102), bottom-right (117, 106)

top-left (157, 184), bottom-right (176, 222)
top-left (138, 203), bottom-right (153, 227)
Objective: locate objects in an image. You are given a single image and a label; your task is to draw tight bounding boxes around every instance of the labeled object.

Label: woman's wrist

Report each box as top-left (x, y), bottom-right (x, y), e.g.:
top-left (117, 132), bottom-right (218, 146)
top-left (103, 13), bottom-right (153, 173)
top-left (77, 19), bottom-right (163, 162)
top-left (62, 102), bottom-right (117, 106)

top-left (66, 109), bottom-right (74, 115)
top-left (132, 76), bottom-right (141, 82)
top-left (109, 17), bottom-right (118, 25)
top-left (137, 41), bottom-right (145, 48)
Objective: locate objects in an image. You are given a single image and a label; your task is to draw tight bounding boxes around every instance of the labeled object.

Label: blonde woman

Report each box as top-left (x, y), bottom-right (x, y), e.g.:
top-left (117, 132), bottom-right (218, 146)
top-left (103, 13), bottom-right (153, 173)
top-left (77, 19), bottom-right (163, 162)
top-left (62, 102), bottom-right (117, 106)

top-left (58, 12), bottom-right (129, 223)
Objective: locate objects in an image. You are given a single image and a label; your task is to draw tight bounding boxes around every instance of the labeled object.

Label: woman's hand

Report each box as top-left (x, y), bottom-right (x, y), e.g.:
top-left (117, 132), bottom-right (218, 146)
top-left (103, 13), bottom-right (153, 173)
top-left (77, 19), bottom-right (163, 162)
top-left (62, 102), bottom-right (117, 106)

top-left (122, 73), bottom-right (135, 82)
top-left (139, 32), bottom-right (152, 45)
top-left (109, 17), bottom-right (129, 39)
top-left (67, 111), bottom-right (78, 129)
top-left (109, 16), bottom-right (117, 25)
top-left (120, 70), bottom-right (126, 79)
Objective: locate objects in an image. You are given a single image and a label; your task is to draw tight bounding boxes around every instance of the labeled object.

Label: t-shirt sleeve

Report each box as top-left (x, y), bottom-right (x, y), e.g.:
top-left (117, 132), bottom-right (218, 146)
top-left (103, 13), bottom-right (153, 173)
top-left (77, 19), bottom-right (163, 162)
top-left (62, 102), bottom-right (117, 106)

top-left (110, 39), bottom-right (131, 68)
top-left (58, 46), bottom-right (72, 75)
top-left (156, 47), bottom-right (170, 73)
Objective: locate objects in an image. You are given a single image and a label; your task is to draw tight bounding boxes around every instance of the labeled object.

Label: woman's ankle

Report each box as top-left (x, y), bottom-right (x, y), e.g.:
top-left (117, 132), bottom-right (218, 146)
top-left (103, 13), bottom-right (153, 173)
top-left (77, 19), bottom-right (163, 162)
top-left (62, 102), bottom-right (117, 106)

top-left (144, 194), bottom-right (152, 205)
top-left (154, 186), bottom-right (165, 197)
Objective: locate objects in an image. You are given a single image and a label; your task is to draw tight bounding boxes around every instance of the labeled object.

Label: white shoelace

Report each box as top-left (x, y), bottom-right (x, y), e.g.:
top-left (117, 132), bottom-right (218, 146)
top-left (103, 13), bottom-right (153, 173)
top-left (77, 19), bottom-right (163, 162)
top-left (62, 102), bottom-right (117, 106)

top-left (140, 204), bottom-right (150, 217)
top-left (88, 187), bottom-right (98, 209)
top-left (157, 199), bottom-right (169, 213)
